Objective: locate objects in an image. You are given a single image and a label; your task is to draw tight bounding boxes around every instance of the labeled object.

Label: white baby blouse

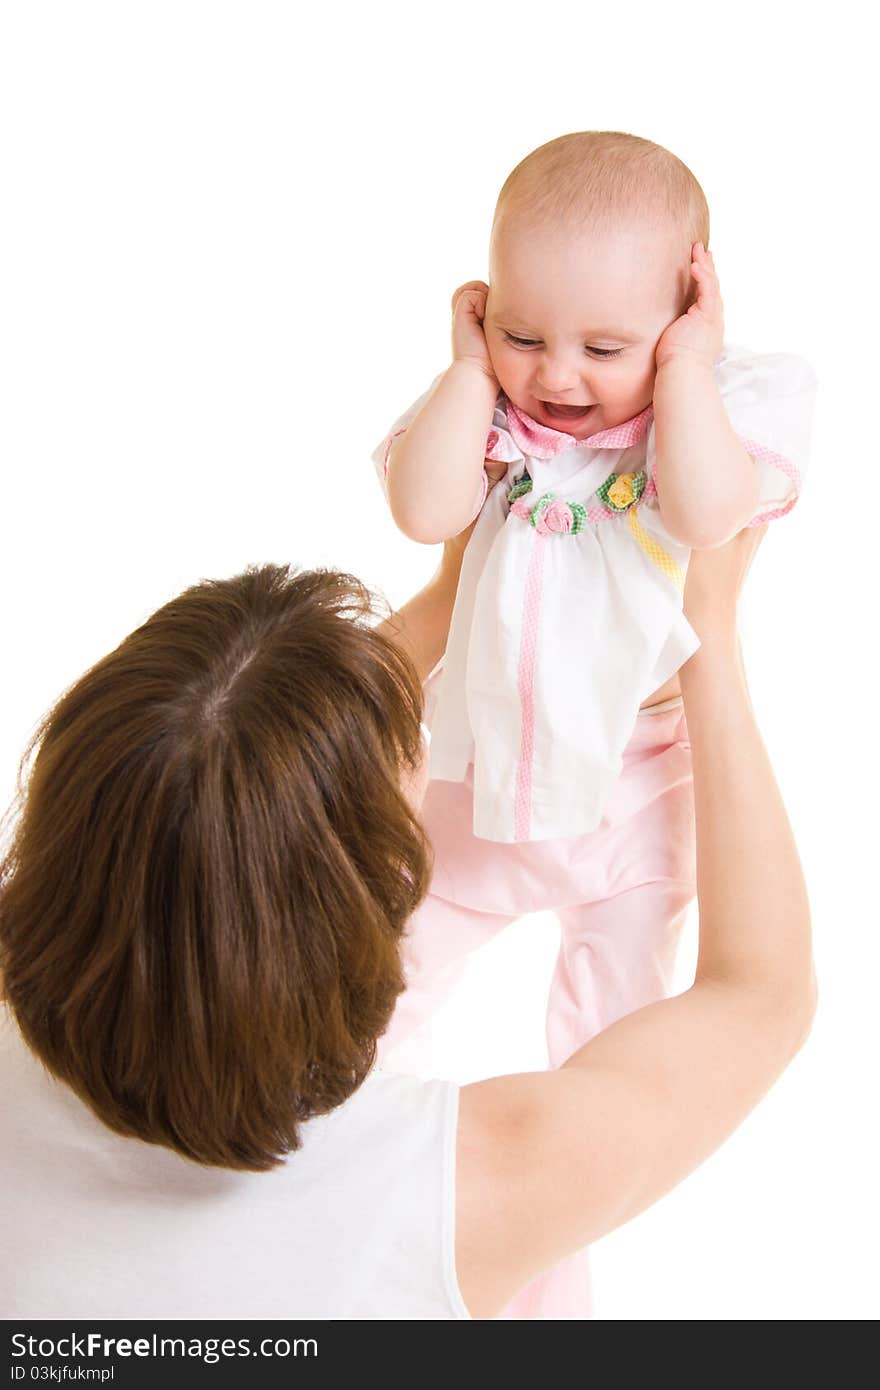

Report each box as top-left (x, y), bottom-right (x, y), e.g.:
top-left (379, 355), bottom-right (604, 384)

top-left (373, 344), bottom-right (817, 843)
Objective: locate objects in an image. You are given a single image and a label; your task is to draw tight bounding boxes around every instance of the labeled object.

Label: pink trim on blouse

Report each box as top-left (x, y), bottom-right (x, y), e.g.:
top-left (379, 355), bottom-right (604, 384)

top-left (644, 433), bottom-right (801, 523)
top-left (738, 436), bottom-right (802, 525)
top-left (504, 401), bottom-right (654, 460)
top-left (513, 535), bottom-right (548, 842)
top-left (382, 428), bottom-right (408, 479)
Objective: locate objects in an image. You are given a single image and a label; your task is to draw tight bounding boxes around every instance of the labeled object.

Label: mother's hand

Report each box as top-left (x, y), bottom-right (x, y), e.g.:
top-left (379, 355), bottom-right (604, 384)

top-left (683, 524), bottom-right (767, 644)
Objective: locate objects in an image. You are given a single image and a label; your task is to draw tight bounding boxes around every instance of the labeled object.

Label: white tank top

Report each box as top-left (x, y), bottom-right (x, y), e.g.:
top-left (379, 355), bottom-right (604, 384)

top-left (0, 1009), bottom-right (470, 1319)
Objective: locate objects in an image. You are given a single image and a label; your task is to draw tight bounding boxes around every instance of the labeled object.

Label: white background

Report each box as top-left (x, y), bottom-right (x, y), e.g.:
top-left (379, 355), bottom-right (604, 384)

top-left (1, 1), bottom-right (875, 1320)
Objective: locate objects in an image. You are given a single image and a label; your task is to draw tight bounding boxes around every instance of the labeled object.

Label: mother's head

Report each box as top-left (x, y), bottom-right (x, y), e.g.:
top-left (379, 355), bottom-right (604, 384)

top-left (0, 565), bottom-right (431, 1171)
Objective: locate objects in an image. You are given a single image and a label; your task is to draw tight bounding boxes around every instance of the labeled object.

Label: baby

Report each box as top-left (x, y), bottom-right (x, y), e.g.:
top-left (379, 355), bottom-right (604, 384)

top-left (371, 131), bottom-right (816, 1319)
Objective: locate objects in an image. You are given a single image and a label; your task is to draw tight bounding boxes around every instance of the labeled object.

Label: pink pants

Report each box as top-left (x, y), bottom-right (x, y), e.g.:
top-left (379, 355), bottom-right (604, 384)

top-left (378, 699), bottom-right (696, 1320)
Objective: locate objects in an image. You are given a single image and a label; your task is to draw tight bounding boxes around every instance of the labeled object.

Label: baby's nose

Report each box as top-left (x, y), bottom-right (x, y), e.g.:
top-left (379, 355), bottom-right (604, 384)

top-left (535, 356), bottom-right (580, 393)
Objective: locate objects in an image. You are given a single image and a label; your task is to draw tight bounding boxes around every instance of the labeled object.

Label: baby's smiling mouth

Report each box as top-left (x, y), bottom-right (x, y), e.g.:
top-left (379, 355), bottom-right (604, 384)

top-left (539, 400), bottom-right (596, 420)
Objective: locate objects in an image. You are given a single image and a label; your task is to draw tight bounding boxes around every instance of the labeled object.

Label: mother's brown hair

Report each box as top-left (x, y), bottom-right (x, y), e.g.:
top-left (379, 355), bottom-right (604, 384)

top-left (0, 564), bottom-right (431, 1171)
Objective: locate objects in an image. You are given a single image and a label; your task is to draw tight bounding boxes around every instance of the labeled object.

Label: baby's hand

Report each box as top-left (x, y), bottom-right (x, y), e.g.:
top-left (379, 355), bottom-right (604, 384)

top-left (451, 280), bottom-right (499, 386)
top-left (655, 243), bottom-right (725, 370)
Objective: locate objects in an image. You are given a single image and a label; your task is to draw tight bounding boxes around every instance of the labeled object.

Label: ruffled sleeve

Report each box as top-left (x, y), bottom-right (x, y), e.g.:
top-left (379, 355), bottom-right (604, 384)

top-left (715, 344), bottom-right (818, 524)
top-left (483, 406), bottom-right (524, 469)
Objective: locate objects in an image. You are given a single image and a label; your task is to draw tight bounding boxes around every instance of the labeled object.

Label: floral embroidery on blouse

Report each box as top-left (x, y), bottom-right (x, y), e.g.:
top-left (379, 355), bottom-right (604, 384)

top-left (507, 466), bottom-right (650, 531)
top-left (506, 471), bottom-right (533, 504)
top-left (510, 493), bottom-right (590, 535)
top-left (596, 470), bottom-right (647, 512)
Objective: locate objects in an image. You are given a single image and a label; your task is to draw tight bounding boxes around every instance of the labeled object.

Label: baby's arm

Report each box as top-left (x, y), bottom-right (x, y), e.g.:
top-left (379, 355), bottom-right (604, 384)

top-left (386, 283), bottom-right (499, 545)
top-left (652, 244), bottom-right (759, 549)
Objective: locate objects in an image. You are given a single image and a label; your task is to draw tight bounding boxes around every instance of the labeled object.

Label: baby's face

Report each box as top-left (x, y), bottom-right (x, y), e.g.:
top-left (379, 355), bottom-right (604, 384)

top-left (485, 219), bottom-right (690, 438)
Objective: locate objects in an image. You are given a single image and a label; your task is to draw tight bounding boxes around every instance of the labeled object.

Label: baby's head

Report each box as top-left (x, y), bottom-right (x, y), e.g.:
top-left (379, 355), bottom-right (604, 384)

top-left (485, 131), bottom-right (710, 438)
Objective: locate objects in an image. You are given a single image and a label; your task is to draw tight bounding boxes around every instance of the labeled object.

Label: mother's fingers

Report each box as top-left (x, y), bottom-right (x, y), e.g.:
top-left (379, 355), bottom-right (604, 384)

top-left (484, 460), bottom-right (508, 485)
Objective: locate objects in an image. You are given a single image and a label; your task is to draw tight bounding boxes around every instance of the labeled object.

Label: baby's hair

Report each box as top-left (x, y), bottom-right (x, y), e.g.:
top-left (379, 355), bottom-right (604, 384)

top-left (493, 130), bottom-right (710, 251)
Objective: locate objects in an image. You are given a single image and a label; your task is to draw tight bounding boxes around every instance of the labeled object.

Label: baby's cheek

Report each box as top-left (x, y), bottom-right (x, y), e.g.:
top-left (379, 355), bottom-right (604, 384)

top-left (597, 360), bottom-right (656, 418)
top-left (621, 355), bottom-right (658, 399)
top-left (486, 338), bottom-right (509, 379)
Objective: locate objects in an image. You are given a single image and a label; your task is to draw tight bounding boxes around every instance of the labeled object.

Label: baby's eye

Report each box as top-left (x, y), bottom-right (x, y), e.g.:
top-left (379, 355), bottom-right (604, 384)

top-left (586, 346), bottom-right (624, 359)
top-left (503, 333), bottom-right (541, 348)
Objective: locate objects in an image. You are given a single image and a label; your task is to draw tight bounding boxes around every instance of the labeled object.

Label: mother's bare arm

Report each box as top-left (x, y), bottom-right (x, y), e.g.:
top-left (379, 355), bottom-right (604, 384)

top-left (455, 528), bottom-right (817, 1318)
top-left (375, 466), bottom-right (506, 682)
top-left (374, 545), bottom-right (462, 684)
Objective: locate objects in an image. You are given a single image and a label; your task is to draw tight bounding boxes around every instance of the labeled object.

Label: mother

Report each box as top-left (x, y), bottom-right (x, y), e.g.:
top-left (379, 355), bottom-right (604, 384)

top-left (0, 527), bottom-right (815, 1320)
